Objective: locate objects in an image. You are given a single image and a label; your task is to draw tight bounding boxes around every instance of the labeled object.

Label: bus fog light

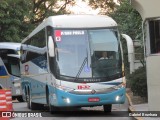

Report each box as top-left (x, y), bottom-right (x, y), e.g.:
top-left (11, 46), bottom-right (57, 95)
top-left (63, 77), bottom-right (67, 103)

top-left (115, 96), bottom-right (120, 101)
top-left (62, 97), bottom-right (71, 104)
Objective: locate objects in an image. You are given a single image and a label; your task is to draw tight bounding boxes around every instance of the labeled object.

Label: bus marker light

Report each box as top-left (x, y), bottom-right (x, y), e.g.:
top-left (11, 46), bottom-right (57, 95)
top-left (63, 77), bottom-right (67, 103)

top-left (88, 98), bottom-right (100, 102)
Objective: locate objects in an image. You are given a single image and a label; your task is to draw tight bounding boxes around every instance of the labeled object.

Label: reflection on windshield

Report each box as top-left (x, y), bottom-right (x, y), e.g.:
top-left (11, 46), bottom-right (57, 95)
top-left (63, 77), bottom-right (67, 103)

top-left (89, 29), bottom-right (122, 78)
top-left (91, 51), bottom-right (121, 78)
top-left (53, 29), bottom-right (122, 80)
top-left (55, 30), bottom-right (91, 78)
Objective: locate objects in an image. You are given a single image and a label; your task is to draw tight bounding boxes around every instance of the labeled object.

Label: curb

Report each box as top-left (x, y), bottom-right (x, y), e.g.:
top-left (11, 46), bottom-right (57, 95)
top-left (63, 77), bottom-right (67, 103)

top-left (126, 93), bottom-right (143, 120)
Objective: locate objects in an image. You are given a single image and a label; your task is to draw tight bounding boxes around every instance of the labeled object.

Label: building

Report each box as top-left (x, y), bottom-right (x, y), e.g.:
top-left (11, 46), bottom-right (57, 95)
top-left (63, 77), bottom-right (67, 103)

top-left (131, 0), bottom-right (160, 111)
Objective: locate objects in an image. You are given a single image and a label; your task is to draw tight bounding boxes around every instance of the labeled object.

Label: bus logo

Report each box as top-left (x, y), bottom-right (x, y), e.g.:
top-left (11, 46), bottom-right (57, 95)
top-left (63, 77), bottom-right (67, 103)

top-left (91, 89), bottom-right (96, 94)
top-left (25, 65), bottom-right (29, 72)
top-left (77, 85), bottom-right (90, 89)
top-left (55, 30), bottom-right (61, 42)
top-left (24, 65), bottom-right (29, 75)
top-left (56, 37), bottom-right (61, 42)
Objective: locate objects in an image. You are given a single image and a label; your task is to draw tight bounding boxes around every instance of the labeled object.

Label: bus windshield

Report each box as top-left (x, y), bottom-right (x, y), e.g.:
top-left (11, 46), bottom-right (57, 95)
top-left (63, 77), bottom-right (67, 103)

top-left (3, 56), bottom-right (20, 77)
top-left (53, 28), bottom-right (122, 81)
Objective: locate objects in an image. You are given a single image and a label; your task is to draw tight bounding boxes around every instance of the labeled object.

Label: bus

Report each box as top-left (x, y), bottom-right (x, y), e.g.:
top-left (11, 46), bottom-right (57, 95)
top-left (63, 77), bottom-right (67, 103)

top-left (20, 15), bottom-right (126, 112)
top-left (0, 42), bottom-right (23, 102)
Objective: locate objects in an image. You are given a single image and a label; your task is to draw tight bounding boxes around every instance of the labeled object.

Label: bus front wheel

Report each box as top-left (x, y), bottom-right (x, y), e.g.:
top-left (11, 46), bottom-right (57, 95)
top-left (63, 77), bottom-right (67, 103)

top-left (47, 91), bottom-right (59, 113)
top-left (49, 104), bottom-right (60, 114)
top-left (103, 104), bottom-right (112, 113)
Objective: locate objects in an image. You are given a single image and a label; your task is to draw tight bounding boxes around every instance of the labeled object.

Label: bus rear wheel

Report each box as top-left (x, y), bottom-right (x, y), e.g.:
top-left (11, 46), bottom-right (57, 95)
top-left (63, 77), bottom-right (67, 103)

top-left (103, 104), bottom-right (112, 113)
top-left (17, 96), bottom-right (24, 102)
top-left (27, 89), bottom-right (31, 109)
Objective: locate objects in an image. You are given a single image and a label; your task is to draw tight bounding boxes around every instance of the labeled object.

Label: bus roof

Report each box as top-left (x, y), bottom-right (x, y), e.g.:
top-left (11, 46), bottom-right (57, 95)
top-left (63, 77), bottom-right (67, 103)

top-left (46, 15), bottom-right (117, 28)
top-left (22, 15), bottom-right (117, 43)
top-left (0, 42), bottom-right (21, 51)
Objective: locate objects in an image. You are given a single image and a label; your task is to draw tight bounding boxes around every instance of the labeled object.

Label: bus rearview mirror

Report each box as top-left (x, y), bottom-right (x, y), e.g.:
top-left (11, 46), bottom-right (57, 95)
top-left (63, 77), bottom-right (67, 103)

top-left (48, 36), bottom-right (55, 57)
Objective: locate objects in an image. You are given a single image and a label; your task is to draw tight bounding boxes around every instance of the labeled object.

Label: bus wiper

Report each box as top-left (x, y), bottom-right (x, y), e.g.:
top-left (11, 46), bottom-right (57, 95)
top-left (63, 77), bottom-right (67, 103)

top-left (74, 49), bottom-right (89, 81)
top-left (86, 48), bottom-right (89, 67)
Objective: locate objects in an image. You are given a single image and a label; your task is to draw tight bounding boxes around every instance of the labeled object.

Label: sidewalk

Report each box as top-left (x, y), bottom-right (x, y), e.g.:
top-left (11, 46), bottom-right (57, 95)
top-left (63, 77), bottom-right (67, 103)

top-left (126, 89), bottom-right (159, 120)
top-left (132, 104), bottom-right (148, 111)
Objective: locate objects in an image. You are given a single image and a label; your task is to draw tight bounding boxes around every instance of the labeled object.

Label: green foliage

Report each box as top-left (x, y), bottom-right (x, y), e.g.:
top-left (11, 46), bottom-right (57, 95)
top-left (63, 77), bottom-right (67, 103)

top-left (128, 67), bottom-right (148, 98)
top-left (0, 0), bottom-right (74, 42)
top-left (88, 0), bottom-right (118, 14)
top-left (0, 0), bottom-right (33, 42)
top-left (109, 0), bottom-right (142, 41)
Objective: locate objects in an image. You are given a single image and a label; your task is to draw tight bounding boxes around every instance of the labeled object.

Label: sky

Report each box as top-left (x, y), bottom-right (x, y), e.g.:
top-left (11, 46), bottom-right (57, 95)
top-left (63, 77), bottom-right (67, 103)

top-left (68, 0), bottom-right (100, 15)
top-left (67, 0), bottom-right (120, 15)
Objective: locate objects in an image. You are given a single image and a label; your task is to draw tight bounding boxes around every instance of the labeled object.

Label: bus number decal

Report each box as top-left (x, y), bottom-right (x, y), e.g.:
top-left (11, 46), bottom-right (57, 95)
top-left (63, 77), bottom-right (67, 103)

top-left (77, 85), bottom-right (90, 89)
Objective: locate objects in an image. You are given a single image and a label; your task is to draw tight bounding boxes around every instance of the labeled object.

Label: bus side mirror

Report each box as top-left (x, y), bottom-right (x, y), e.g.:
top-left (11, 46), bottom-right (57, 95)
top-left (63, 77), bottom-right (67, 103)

top-left (48, 36), bottom-right (55, 57)
top-left (121, 34), bottom-right (135, 74)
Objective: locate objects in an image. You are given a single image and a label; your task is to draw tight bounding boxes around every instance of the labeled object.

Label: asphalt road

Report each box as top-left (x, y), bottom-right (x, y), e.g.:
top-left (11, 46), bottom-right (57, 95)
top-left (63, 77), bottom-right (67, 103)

top-left (10, 98), bottom-right (132, 120)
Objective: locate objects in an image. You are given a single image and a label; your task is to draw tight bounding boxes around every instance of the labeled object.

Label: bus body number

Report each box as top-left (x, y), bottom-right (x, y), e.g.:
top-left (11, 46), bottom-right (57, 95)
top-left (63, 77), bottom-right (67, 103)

top-left (77, 85), bottom-right (90, 89)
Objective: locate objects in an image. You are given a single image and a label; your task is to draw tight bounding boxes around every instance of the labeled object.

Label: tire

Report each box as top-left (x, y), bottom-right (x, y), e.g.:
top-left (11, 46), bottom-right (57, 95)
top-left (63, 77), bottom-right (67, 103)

top-left (46, 89), bottom-right (59, 114)
top-left (31, 102), bottom-right (44, 110)
top-left (49, 104), bottom-right (59, 114)
top-left (103, 104), bottom-right (112, 113)
top-left (17, 96), bottom-right (24, 102)
top-left (27, 89), bottom-right (31, 109)
top-left (12, 96), bottom-right (16, 100)
top-left (27, 88), bottom-right (44, 110)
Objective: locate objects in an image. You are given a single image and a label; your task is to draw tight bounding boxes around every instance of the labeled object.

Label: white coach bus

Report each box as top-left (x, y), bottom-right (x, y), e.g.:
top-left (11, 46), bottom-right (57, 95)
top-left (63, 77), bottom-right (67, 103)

top-left (21, 15), bottom-right (126, 113)
top-left (0, 42), bottom-right (23, 102)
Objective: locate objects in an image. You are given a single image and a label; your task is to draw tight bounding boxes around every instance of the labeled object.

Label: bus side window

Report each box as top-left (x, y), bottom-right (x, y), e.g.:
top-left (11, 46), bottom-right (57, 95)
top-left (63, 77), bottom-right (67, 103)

top-left (0, 66), bottom-right (7, 76)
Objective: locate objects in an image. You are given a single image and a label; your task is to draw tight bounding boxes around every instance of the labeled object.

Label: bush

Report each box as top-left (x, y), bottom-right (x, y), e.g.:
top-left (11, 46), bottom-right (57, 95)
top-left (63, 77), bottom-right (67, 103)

top-left (127, 66), bottom-right (148, 98)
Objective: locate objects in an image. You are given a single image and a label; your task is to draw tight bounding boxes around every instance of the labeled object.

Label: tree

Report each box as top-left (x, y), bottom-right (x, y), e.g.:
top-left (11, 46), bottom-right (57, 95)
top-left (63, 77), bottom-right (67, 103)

top-left (87, 0), bottom-right (120, 14)
top-left (0, 0), bottom-right (31, 42)
top-left (0, 0), bottom-right (75, 42)
top-left (29, 0), bottom-right (75, 24)
top-left (87, 0), bottom-right (142, 40)
top-left (109, 0), bottom-right (142, 41)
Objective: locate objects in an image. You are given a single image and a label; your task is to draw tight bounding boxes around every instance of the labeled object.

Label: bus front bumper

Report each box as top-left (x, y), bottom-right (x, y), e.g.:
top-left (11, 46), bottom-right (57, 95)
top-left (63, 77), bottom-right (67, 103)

top-left (53, 88), bottom-right (126, 107)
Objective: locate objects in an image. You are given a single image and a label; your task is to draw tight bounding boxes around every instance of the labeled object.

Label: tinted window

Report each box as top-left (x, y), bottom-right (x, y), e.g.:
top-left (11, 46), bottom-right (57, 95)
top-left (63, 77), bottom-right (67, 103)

top-left (149, 20), bottom-right (160, 54)
top-left (21, 29), bottom-right (47, 63)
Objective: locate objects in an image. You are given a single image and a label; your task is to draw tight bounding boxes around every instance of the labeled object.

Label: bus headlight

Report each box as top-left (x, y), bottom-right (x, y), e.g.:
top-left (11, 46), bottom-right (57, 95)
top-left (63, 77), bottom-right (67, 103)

top-left (115, 96), bottom-right (120, 101)
top-left (62, 97), bottom-right (71, 104)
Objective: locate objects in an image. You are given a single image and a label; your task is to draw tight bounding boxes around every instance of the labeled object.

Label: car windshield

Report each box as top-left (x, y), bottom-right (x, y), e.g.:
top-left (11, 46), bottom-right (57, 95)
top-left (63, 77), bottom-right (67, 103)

top-left (53, 28), bottom-right (122, 81)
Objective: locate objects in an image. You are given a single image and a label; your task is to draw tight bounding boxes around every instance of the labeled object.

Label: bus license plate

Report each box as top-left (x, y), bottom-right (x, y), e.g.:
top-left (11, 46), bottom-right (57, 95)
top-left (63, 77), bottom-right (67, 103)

top-left (88, 98), bottom-right (100, 102)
